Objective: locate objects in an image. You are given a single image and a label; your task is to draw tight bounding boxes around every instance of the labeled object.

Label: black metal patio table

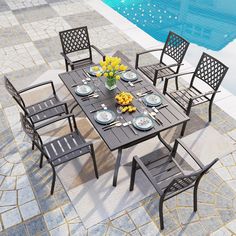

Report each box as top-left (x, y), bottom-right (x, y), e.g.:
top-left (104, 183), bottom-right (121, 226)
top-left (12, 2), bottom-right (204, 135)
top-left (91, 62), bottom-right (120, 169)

top-left (59, 52), bottom-right (189, 186)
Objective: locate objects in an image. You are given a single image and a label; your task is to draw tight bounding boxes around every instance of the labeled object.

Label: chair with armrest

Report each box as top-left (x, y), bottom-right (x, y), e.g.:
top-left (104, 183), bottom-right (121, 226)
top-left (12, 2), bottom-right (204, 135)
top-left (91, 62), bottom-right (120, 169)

top-left (20, 112), bottom-right (99, 195)
top-left (135, 31), bottom-right (189, 87)
top-left (130, 138), bottom-right (218, 230)
top-left (59, 26), bottom-right (105, 71)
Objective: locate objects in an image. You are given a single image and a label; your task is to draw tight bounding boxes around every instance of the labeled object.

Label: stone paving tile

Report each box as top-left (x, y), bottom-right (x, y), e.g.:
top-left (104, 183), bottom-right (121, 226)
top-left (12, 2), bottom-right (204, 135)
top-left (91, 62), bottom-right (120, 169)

top-left (211, 227), bottom-right (232, 236)
top-left (68, 222), bottom-right (87, 236)
top-left (0, 0), bottom-right (10, 12)
top-left (111, 214), bottom-right (136, 233)
top-left (138, 222), bottom-right (161, 236)
top-left (0, 190), bottom-right (17, 206)
top-left (50, 0), bottom-right (92, 16)
top-left (64, 10), bottom-right (111, 29)
top-left (25, 216), bottom-right (47, 236)
top-left (49, 223), bottom-right (69, 236)
top-left (0, 43), bottom-right (45, 74)
top-left (0, 11), bottom-right (19, 29)
top-left (6, 223), bottom-right (28, 236)
top-left (14, 4), bottom-right (58, 24)
top-left (61, 203), bottom-right (78, 222)
top-left (128, 206), bottom-right (151, 228)
top-left (87, 223), bottom-right (108, 236)
top-left (19, 200), bottom-right (40, 220)
top-left (0, 25), bottom-right (30, 48)
top-left (5, 0), bottom-right (47, 10)
top-left (106, 226), bottom-right (126, 236)
top-left (1, 207), bottom-right (22, 229)
top-left (43, 207), bottom-right (65, 230)
top-left (22, 17), bottom-right (71, 41)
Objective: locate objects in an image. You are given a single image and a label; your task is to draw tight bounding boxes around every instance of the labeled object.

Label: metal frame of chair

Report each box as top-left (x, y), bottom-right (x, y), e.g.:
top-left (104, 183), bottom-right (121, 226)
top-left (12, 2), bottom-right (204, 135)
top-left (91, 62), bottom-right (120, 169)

top-left (20, 112), bottom-right (99, 195)
top-left (135, 31), bottom-right (189, 87)
top-left (162, 52), bottom-right (228, 136)
top-left (59, 26), bottom-right (105, 71)
top-left (130, 138), bottom-right (218, 230)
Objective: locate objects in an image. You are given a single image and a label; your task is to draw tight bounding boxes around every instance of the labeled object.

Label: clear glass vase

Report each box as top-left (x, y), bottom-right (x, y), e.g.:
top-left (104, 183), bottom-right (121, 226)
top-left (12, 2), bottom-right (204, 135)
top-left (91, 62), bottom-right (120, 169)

top-left (105, 77), bottom-right (117, 90)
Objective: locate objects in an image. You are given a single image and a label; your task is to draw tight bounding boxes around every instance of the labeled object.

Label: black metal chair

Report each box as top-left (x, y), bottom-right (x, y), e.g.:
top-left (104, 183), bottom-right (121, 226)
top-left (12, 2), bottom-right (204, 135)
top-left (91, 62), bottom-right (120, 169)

top-left (20, 112), bottom-right (99, 195)
top-left (4, 76), bottom-right (70, 148)
top-left (162, 52), bottom-right (228, 136)
top-left (135, 31), bottom-right (189, 87)
top-left (130, 139), bottom-right (218, 230)
top-left (59, 26), bottom-right (105, 71)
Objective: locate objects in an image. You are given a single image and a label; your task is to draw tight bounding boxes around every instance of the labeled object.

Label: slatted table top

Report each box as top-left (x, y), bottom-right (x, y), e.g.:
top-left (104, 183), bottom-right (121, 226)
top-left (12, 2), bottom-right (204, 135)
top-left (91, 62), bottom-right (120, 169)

top-left (59, 53), bottom-right (189, 151)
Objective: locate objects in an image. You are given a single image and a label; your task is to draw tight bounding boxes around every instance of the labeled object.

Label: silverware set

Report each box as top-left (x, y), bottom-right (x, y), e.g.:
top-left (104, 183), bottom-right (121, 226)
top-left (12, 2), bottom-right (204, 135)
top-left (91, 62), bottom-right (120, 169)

top-left (128, 79), bottom-right (143, 87)
top-left (81, 93), bottom-right (99, 101)
top-left (137, 90), bottom-right (153, 97)
top-left (71, 69), bottom-right (92, 88)
top-left (102, 120), bottom-right (138, 135)
top-left (90, 104), bottom-right (107, 113)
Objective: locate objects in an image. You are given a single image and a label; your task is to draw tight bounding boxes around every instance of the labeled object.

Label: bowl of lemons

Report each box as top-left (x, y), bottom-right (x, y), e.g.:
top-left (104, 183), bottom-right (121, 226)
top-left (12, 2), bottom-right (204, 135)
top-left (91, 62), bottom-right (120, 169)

top-left (115, 91), bottom-right (133, 106)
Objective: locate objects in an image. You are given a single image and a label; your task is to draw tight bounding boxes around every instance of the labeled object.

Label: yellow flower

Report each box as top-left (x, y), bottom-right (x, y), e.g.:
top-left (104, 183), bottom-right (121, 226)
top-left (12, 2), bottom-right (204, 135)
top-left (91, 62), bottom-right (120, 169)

top-left (109, 72), bottom-right (113, 77)
top-left (116, 75), bottom-right (120, 80)
top-left (115, 65), bottom-right (119, 70)
top-left (107, 65), bottom-right (112, 71)
top-left (111, 61), bottom-right (117, 68)
top-left (104, 72), bottom-right (108, 77)
top-left (96, 73), bottom-right (102, 77)
top-left (100, 61), bottom-right (104, 66)
top-left (105, 56), bottom-right (111, 63)
top-left (120, 65), bottom-right (125, 71)
top-left (102, 66), bottom-right (107, 71)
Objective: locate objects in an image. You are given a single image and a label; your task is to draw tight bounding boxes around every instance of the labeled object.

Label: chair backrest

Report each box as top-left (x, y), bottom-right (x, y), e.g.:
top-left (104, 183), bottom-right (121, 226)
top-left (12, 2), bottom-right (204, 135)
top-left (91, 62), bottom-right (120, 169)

top-left (20, 112), bottom-right (43, 151)
top-left (191, 52), bottom-right (228, 91)
top-left (4, 76), bottom-right (26, 110)
top-left (164, 158), bottom-right (218, 196)
top-left (161, 31), bottom-right (189, 65)
top-left (59, 26), bottom-right (92, 57)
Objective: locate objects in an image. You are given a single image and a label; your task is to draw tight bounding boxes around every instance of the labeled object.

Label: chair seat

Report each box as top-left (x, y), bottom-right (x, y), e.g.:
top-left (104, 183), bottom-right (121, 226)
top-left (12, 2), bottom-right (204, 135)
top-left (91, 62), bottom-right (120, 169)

top-left (26, 96), bottom-right (66, 123)
top-left (43, 131), bottom-right (90, 166)
top-left (139, 62), bottom-right (174, 81)
top-left (169, 87), bottom-right (209, 110)
top-left (73, 58), bottom-right (94, 70)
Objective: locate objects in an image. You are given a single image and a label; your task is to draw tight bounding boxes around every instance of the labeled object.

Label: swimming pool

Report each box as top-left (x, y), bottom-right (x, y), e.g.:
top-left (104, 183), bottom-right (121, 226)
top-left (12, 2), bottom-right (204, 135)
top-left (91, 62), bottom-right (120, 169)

top-left (103, 0), bottom-right (236, 51)
top-left (103, 0), bottom-right (236, 95)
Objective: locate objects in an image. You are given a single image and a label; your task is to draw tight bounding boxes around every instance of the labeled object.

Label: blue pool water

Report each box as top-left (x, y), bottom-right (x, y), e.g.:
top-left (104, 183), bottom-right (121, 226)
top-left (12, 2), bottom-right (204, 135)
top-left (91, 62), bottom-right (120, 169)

top-left (103, 0), bottom-right (236, 51)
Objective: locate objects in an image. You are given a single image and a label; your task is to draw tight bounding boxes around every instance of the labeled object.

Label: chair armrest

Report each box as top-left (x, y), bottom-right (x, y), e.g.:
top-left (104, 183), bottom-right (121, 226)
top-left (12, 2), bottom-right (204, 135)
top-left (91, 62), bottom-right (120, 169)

top-left (135, 48), bottom-right (163, 69)
top-left (190, 90), bottom-right (219, 100)
top-left (90, 45), bottom-right (105, 60)
top-left (28, 102), bottom-right (68, 118)
top-left (36, 113), bottom-right (76, 131)
top-left (164, 71), bottom-right (195, 80)
top-left (60, 52), bottom-right (75, 66)
top-left (137, 48), bottom-right (163, 56)
top-left (155, 63), bottom-right (183, 73)
top-left (134, 156), bottom-right (163, 195)
top-left (18, 81), bottom-right (56, 95)
top-left (174, 139), bottom-right (204, 169)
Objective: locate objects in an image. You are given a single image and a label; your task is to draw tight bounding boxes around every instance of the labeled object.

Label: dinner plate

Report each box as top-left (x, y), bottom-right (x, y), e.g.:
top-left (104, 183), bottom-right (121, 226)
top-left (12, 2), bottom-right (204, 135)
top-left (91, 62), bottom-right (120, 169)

top-left (121, 71), bottom-right (138, 82)
top-left (94, 109), bottom-right (116, 125)
top-left (132, 115), bottom-right (154, 131)
top-left (88, 66), bottom-right (103, 76)
top-left (143, 94), bottom-right (162, 107)
top-left (75, 84), bottom-right (94, 96)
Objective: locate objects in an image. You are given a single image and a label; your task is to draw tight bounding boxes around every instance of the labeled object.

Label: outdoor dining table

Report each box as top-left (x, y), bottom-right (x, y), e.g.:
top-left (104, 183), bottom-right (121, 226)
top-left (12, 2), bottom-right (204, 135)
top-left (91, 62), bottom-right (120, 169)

top-left (59, 52), bottom-right (189, 187)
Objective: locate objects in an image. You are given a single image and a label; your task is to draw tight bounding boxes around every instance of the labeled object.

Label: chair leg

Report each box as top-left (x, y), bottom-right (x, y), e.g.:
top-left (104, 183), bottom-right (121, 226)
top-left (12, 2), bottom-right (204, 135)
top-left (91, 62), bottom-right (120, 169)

top-left (90, 144), bottom-right (99, 179)
top-left (129, 158), bottom-right (137, 191)
top-left (65, 60), bottom-right (68, 72)
top-left (32, 142), bottom-right (34, 150)
top-left (159, 196), bottom-right (165, 230)
top-left (50, 166), bottom-right (56, 195)
top-left (208, 100), bottom-right (213, 122)
top-left (180, 121), bottom-right (187, 137)
top-left (181, 102), bottom-right (192, 137)
top-left (175, 77), bottom-right (179, 90)
top-left (39, 153), bottom-right (44, 168)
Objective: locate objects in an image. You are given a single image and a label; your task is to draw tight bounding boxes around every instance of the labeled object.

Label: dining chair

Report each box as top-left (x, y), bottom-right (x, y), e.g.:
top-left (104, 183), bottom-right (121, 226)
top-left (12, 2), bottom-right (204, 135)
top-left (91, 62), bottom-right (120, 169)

top-left (130, 138), bottom-right (218, 230)
top-left (4, 76), bottom-right (70, 149)
top-left (162, 52), bottom-right (228, 136)
top-left (135, 31), bottom-right (189, 87)
top-left (20, 112), bottom-right (99, 195)
top-left (59, 26), bottom-right (105, 71)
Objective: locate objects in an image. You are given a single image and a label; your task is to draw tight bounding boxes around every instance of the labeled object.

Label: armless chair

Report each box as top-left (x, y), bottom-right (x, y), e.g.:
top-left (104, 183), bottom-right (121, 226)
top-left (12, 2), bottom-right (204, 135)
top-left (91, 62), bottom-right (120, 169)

top-left (130, 138), bottom-right (218, 230)
top-left (59, 26), bottom-right (105, 71)
top-left (4, 76), bottom-right (70, 149)
top-left (162, 52), bottom-right (228, 136)
top-left (135, 31), bottom-right (189, 87)
top-left (20, 112), bottom-right (99, 195)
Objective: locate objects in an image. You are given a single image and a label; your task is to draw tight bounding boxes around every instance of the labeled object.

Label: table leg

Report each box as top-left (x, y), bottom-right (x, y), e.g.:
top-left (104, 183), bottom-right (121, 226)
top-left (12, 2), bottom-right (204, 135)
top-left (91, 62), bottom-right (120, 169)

top-left (113, 148), bottom-right (122, 187)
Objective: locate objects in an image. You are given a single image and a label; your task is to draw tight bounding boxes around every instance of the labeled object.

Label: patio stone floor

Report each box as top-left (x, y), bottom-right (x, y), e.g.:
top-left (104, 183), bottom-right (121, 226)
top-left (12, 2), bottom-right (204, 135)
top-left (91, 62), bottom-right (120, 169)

top-left (0, 0), bottom-right (236, 235)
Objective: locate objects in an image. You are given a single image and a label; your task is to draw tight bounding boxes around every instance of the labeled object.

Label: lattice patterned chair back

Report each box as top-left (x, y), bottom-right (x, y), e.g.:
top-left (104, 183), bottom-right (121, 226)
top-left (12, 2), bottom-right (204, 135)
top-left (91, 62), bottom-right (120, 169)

top-left (59, 26), bottom-right (91, 56)
top-left (161, 31), bottom-right (189, 64)
top-left (164, 159), bottom-right (217, 196)
top-left (4, 76), bottom-right (25, 110)
top-left (191, 52), bottom-right (228, 91)
top-left (20, 112), bottom-right (43, 151)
